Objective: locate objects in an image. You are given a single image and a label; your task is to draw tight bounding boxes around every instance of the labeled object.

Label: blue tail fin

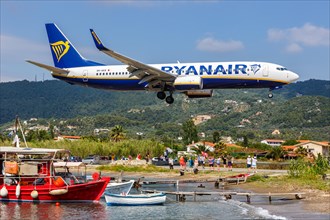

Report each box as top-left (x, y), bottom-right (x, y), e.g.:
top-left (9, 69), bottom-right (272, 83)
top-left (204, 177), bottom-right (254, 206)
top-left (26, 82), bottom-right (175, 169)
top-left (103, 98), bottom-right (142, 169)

top-left (45, 23), bottom-right (103, 68)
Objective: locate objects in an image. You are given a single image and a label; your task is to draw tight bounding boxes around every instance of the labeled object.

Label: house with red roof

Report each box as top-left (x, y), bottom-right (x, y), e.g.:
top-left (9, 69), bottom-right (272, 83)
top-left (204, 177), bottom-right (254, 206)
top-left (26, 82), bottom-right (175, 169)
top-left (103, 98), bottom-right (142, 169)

top-left (294, 141), bottom-right (329, 157)
top-left (260, 139), bottom-right (285, 147)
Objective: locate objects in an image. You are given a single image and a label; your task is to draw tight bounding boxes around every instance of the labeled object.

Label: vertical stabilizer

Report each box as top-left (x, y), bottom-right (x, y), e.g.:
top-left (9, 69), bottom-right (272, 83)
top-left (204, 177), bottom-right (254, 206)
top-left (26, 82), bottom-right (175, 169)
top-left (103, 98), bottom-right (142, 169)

top-left (45, 23), bottom-right (103, 68)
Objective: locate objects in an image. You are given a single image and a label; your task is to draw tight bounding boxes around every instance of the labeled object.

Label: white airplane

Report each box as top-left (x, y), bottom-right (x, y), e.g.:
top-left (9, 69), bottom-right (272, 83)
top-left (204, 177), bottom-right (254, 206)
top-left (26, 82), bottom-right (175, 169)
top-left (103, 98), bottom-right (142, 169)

top-left (27, 23), bottom-right (299, 104)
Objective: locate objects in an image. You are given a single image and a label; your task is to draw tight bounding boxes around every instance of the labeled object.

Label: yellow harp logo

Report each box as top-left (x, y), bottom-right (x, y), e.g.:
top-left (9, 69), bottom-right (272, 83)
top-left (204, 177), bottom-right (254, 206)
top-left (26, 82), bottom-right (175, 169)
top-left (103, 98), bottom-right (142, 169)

top-left (51, 41), bottom-right (70, 62)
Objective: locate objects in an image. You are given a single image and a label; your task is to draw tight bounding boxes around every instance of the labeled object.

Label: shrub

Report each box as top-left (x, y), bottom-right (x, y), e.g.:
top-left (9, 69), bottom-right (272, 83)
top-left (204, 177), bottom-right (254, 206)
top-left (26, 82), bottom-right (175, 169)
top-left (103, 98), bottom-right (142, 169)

top-left (288, 155), bottom-right (330, 179)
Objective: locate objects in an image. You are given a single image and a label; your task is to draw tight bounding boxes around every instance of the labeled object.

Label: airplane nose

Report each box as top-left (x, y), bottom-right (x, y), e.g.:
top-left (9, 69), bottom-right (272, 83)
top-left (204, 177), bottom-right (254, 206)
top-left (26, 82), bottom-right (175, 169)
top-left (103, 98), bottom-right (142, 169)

top-left (289, 71), bottom-right (299, 82)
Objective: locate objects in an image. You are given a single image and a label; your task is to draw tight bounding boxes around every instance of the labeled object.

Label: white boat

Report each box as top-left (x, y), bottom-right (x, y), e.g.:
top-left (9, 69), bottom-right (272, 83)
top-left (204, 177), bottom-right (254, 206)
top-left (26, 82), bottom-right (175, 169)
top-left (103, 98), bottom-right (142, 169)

top-left (105, 180), bottom-right (134, 195)
top-left (104, 192), bottom-right (166, 206)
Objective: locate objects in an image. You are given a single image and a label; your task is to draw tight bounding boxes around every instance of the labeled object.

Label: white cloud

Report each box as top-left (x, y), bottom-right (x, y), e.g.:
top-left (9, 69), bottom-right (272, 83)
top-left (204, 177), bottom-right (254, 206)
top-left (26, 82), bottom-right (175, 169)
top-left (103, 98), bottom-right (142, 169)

top-left (286, 43), bottom-right (303, 53)
top-left (268, 23), bottom-right (330, 53)
top-left (196, 37), bottom-right (244, 52)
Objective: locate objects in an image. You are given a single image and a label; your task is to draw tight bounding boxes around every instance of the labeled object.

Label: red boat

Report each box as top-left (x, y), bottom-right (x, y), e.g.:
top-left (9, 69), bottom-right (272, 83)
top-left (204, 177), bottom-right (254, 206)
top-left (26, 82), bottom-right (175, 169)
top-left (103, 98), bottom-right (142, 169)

top-left (0, 147), bottom-right (110, 203)
top-left (218, 173), bottom-right (251, 184)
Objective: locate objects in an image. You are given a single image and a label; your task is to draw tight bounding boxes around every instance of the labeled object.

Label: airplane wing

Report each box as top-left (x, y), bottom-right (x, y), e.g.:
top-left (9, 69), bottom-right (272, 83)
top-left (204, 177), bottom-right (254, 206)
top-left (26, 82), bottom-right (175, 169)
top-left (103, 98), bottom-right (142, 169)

top-left (26, 60), bottom-right (69, 75)
top-left (90, 29), bottom-right (176, 88)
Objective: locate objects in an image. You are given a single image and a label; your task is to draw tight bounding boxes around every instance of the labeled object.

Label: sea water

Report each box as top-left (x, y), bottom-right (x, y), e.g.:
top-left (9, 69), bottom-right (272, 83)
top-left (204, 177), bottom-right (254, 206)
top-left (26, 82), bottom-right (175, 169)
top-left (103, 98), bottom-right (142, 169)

top-left (0, 182), bottom-right (328, 220)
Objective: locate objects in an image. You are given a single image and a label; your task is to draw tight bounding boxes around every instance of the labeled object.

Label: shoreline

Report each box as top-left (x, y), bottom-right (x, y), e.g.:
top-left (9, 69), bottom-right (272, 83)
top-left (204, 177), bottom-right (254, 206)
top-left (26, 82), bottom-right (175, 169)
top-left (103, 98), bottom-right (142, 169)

top-left (95, 167), bottom-right (330, 215)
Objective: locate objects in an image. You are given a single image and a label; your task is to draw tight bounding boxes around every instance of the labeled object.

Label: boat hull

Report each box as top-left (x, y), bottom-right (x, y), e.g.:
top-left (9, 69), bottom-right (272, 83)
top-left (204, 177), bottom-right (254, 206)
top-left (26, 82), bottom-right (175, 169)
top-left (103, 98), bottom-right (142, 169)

top-left (0, 178), bottom-right (109, 203)
top-left (105, 192), bottom-right (166, 206)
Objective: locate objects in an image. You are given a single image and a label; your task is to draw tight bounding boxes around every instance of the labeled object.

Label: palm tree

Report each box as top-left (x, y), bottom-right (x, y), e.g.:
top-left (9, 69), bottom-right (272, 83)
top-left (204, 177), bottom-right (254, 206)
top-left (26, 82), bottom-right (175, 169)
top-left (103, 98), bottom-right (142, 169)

top-left (295, 146), bottom-right (308, 158)
top-left (266, 146), bottom-right (286, 161)
top-left (109, 125), bottom-right (125, 142)
top-left (214, 141), bottom-right (226, 156)
top-left (194, 144), bottom-right (208, 155)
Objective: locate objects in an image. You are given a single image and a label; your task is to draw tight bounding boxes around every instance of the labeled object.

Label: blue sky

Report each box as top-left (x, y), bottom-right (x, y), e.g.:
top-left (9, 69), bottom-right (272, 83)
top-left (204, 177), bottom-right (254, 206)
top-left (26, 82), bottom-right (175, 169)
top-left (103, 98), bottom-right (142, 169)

top-left (1, 1), bottom-right (329, 82)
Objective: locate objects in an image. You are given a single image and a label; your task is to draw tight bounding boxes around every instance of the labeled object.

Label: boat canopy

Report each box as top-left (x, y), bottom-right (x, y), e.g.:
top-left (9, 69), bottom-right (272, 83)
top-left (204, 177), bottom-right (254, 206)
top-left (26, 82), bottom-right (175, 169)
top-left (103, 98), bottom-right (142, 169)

top-left (54, 162), bottom-right (85, 168)
top-left (0, 146), bottom-right (68, 155)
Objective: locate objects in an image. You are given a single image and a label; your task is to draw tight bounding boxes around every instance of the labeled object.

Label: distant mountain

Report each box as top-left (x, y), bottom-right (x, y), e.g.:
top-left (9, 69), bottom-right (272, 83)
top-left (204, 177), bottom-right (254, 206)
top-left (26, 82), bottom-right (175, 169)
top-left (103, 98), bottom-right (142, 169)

top-left (0, 79), bottom-right (329, 141)
top-left (276, 79), bottom-right (330, 98)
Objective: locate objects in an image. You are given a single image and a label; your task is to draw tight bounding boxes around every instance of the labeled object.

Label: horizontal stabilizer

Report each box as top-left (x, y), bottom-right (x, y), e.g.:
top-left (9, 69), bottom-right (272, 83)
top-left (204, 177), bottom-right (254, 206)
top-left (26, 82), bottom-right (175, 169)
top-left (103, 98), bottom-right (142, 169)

top-left (26, 60), bottom-right (69, 75)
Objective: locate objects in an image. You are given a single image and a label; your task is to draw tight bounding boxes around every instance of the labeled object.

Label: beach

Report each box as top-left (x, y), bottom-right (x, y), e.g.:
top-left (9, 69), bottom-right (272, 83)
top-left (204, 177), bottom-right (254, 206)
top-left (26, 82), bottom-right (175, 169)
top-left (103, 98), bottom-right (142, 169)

top-left (95, 166), bottom-right (330, 216)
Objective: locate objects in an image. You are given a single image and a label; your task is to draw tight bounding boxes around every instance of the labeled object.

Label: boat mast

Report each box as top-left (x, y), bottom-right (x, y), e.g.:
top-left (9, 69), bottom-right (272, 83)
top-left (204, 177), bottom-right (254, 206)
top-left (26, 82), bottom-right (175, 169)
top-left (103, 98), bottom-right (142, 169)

top-left (14, 116), bottom-right (28, 148)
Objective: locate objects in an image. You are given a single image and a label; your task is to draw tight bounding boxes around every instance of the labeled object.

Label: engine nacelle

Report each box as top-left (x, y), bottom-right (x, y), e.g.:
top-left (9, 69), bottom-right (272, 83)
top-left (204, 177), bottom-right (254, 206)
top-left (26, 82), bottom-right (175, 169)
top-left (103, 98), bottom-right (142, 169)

top-left (185, 89), bottom-right (213, 98)
top-left (173, 76), bottom-right (202, 91)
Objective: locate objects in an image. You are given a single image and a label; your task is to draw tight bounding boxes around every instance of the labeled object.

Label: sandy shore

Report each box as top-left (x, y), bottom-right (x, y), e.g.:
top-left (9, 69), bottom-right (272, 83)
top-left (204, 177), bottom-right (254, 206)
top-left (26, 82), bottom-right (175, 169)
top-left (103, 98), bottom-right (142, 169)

top-left (95, 167), bottom-right (330, 214)
top-left (235, 179), bottom-right (330, 214)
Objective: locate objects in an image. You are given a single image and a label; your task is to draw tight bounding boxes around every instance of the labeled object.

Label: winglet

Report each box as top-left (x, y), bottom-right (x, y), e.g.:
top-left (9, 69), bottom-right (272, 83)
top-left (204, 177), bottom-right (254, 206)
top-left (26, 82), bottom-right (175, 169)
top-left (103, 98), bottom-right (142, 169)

top-left (90, 29), bottom-right (108, 51)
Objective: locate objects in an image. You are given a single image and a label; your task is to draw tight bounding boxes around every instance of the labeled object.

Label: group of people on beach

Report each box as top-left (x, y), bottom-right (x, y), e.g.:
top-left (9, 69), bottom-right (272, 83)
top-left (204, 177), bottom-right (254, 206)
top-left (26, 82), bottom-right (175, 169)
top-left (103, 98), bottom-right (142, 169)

top-left (246, 155), bottom-right (258, 172)
top-left (178, 154), bottom-right (235, 172)
top-left (176, 154), bottom-right (258, 174)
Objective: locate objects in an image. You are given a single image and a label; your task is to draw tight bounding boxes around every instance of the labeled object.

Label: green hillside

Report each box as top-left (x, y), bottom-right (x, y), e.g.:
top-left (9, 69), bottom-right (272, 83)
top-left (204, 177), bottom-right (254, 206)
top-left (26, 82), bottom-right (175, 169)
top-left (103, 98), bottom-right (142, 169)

top-left (0, 79), bottom-right (329, 141)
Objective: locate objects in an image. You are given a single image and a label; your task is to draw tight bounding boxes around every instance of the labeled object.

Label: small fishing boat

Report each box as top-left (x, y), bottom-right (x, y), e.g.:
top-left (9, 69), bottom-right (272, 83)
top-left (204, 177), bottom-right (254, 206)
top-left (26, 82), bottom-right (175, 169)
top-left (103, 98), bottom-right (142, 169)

top-left (104, 192), bottom-right (166, 206)
top-left (106, 180), bottom-right (135, 195)
top-left (0, 146), bottom-right (110, 203)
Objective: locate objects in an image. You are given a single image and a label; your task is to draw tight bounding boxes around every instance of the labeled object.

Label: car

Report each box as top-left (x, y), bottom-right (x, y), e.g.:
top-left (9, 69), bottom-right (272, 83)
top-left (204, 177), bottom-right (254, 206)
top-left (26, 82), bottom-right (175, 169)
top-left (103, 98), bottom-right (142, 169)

top-left (69, 156), bottom-right (82, 162)
top-left (82, 155), bottom-right (100, 164)
top-left (151, 157), bottom-right (179, 166)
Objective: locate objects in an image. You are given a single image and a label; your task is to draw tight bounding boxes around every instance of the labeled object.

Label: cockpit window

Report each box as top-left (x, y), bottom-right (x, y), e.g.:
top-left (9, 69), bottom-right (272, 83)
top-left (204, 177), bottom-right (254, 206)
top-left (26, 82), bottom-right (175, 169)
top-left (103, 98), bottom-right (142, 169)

top-left (276, 67), bottom-right (288, 71)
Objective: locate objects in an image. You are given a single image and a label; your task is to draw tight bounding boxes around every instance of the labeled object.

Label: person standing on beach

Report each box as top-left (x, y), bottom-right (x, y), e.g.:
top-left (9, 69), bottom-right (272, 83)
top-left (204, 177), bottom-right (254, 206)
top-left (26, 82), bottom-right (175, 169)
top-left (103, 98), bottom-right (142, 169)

top-left (179, 156), bottom-right (186, 170)
top-left (251, 156), bottom-right (257, 173)
top-left (189, 157), bottom-right (194, 171)
top-left (227, 155), bottom-right (233, 171)
top-left (222, 155), bottom-right (227, 168)
top-left (208, 156), bottom-right (214, 170)
top-left (246, 155), bottom-right (252, 172)
top-left (200, 155), bottom-right (205, 169)
top-left (216, 156), bottom-right (221, 171)
top-left (169, 157), bottom-right (174, 169)
top-left (194, 158), bottom-right (199, 169)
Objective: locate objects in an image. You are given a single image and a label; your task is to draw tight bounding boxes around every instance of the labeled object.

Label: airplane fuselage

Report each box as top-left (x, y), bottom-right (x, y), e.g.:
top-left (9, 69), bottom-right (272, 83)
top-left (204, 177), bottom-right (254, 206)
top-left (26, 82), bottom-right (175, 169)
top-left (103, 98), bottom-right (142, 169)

top-left (53, 61), bottom-right (298, 91)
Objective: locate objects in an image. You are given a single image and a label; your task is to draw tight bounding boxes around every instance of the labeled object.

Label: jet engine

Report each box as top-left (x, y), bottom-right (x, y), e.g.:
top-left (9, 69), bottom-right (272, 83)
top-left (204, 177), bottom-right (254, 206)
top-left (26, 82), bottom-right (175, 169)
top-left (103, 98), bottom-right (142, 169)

top-left (185, 89), bottom-right (213, 98)
top-left (173, 76), bottom-right (203, 90)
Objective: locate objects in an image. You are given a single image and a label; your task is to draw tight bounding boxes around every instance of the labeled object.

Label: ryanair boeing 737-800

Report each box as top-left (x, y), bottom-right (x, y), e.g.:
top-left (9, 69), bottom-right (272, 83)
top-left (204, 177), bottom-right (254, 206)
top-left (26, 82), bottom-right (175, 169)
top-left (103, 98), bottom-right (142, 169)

top-left (27, 23), bottom-right (299, 104)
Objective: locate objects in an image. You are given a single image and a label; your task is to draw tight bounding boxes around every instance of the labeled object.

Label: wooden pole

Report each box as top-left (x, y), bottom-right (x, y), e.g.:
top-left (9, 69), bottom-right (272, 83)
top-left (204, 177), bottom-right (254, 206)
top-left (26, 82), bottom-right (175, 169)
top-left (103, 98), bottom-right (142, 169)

top-left (246, 194), bottom-right (251, 203)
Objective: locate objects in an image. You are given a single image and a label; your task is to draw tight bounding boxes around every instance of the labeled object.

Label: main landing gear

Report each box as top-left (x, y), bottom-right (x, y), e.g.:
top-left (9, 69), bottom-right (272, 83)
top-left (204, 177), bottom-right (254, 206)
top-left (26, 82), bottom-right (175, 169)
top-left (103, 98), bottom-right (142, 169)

top-left (157, 91), bottom-right (174, 104)
top-left (157, 91), bottom-right (166, 100)
top-left (268, 89), bottom-right (274, 99)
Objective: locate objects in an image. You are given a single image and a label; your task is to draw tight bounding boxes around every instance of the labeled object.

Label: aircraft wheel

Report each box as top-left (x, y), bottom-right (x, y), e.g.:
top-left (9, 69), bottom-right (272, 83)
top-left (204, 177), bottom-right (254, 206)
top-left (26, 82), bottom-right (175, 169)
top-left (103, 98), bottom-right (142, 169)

top-left (165, 96), bottom-right (174, 104)
top-left (157, 91), bottom-right (166, 100)
top-left (268, 93), bottom-right (273, 98)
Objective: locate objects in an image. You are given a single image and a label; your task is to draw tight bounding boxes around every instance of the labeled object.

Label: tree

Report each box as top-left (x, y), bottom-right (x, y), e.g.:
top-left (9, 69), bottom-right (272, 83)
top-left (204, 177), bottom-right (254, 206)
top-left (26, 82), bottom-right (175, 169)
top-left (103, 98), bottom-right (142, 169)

top-left (282, 139), bottom-right (299, 146)
top-left (212, 131), bottom-right (220, 143)
top-left (109, 125), bottom-right (125, 142)
top-left (295, 146), bottom-right (308, 158)
top-left (182, 119), bottom-right (199, 145)
top-left (214, 141), bottom-right (226, 156)
top-left (242, 135), bottom-right (249, 147)
top-left (266, 146), bottom-right (286, 161)
top-left (194, 144), bottom-right (208, 155)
